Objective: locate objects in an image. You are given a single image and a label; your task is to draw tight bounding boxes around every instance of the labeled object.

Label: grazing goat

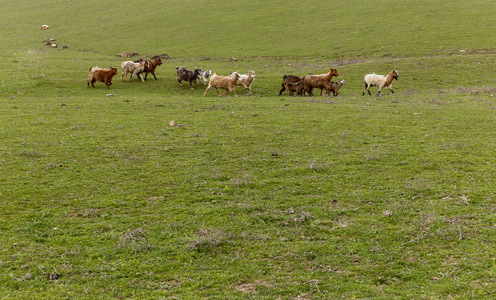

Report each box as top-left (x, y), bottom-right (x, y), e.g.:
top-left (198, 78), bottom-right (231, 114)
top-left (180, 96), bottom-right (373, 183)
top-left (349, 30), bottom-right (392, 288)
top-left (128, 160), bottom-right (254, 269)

top-left (198, 70), bottom-right (212, 85)
top-left (176, 66), bottom-right (202, 89)
top-left (284, 80), bottom-right (305, 96)
top-left (303, 68), bottom-right (339, 97)
top-left (362, 70), bottom-right (399, 96)
top-left (204, 72), bottom-right (240, 97)
top-left (121, 60), bottom-right (146, 82)
top-left (87, 67), bottom-right (118, 89)
top-left (234, 70), bottom-right (256, 95)
top-left (328, 79), bottom-right (346, 96)
top-left (144, 58), bottom-right (162, 80)
top-left (279, 75), bottom-right (303, 96)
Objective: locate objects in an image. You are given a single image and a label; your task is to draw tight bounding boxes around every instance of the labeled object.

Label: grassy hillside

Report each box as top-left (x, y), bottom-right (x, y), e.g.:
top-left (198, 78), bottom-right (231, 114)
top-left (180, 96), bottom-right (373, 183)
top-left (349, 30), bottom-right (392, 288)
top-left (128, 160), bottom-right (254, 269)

top-left (2, 0), bottom-right (496, 299)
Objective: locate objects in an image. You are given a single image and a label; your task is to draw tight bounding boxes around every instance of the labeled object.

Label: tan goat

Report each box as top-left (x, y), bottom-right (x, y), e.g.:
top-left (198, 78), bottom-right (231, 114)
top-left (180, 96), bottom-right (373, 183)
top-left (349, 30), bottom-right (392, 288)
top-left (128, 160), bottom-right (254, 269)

top-left (204, 72), bottom-right (240, 97)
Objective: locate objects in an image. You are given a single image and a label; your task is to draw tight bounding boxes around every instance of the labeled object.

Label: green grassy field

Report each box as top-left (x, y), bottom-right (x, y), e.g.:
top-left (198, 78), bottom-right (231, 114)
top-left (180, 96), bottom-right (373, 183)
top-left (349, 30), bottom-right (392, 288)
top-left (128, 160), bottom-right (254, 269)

top-left (2, 0), bottom-right (496, 298)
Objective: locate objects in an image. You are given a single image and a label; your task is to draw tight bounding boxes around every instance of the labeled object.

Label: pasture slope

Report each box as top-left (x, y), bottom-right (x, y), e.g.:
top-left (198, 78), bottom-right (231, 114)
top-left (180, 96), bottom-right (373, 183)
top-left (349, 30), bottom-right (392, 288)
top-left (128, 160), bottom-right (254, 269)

top-left (2, 0), bottom-right (496, 298)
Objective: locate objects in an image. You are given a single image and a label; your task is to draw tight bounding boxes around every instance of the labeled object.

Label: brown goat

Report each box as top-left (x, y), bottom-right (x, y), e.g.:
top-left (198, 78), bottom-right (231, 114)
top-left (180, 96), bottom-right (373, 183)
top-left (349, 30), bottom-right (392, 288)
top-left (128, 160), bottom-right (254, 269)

top-left (204, 72), bottom-right (240, 97)
top-left (87, 67), bottom-right (118, 89)
top-left (284, 80), bottom-right (305, 96)
top-left (303, 68), bottom-right (339, 97)
top-left (279, 75), bottom-right (303, 96)
top-left (144, 58), bottom-right (162, 80)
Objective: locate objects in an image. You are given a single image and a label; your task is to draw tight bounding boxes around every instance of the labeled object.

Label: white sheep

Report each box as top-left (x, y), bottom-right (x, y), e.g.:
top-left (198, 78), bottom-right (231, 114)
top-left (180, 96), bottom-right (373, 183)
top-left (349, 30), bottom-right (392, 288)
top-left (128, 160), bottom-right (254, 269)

top-left (234, 70), bottom-right (256, 95)
top-left (362, 70), bottom-right (399, 96)
top-left (121, 60), bottom-right (146, 83)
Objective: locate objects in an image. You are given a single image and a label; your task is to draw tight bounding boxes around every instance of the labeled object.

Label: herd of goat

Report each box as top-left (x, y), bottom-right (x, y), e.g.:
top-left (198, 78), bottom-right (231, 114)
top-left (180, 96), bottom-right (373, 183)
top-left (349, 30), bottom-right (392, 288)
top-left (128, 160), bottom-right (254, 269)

top-left (87, 58), bottom-right (399, 97)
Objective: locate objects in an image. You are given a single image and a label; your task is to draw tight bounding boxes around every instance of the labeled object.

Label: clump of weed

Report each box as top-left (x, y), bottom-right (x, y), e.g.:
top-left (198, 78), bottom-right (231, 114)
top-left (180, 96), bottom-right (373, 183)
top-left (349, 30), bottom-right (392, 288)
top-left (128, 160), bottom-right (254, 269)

top-left (402, 88), bottom-right (420, 95)
top-left (427, 98), bottom-right (443, 105)
top-left (365, 153), bottom-right (380, 161)
top-left (187, 227), bottom-right (226, 252)
top-left (308, 160), bottom-right (328, 171)
top-left (118, 228), bottom-right (151, 253)
top-left (292, 211), bottom-right (312, 224)
top-left (230, 172), bottom-right (252, 187)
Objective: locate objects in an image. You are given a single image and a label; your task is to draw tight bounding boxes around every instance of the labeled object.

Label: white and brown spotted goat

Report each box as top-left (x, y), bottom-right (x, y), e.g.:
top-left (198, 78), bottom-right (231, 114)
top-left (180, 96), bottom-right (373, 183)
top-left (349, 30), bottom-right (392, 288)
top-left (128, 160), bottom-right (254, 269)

top-left (234, 70), bottom-right (256, 95)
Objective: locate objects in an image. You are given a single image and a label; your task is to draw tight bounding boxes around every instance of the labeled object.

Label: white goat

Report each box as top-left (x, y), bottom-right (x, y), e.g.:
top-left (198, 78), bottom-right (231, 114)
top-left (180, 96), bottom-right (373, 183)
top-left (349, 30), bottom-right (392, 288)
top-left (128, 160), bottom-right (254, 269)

top-left (235, 70), bottom-right (256, 95)
top-left (121, 60), bottom-right (146, 82)
top-left (363, 70), bottom-right (399, 96)
top-left (198, 70), bottom-right (212, 85)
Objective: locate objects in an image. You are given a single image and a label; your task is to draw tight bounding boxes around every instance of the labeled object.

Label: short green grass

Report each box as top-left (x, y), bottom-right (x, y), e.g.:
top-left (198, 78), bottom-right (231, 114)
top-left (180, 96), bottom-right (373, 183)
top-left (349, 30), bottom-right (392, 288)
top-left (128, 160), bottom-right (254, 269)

top-left (2, 0), bottom-right (496, 299)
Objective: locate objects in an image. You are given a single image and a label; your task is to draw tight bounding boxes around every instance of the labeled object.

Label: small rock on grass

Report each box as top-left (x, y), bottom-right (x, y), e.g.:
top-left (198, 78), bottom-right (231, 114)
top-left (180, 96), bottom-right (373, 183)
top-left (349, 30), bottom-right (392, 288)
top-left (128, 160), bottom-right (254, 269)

top-left (47, 273), bottom-right (62, 280)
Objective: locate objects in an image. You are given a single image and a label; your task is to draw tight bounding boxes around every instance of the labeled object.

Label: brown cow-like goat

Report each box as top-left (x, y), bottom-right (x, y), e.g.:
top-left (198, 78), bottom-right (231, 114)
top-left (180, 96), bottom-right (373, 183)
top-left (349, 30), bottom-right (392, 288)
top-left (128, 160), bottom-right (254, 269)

top-left (87, 67), bottom-right (118, 89)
